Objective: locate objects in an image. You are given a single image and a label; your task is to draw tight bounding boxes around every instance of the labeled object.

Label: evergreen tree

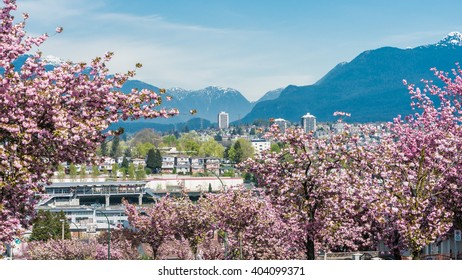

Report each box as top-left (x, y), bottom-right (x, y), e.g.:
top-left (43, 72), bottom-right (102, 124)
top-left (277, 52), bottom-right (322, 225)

top-left (214, 133), bottom-right (223, 141)
top-left (30, 210), bottom-right (71, 241)
top-left (110, 135), bottom-right (120, 158)
top-left (154, 149), bottom-right (162, 171)
top-left (101, 141), bottom-right (108, 157)
top-left (146, 148), bottom-right (156, 172)
top-left (124, 148), bottom-right (132, 158)
top-left (121, 156), bottom-right (130, 170)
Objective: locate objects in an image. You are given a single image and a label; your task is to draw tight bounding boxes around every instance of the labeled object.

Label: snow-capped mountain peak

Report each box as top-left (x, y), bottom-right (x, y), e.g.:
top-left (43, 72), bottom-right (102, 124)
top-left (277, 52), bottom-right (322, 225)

top-left (41, 55), bottom-right (65, 65)
top-left (435, 31), bottom-right (462, 47)
top-left (205, 86), bottom-right (238, 93)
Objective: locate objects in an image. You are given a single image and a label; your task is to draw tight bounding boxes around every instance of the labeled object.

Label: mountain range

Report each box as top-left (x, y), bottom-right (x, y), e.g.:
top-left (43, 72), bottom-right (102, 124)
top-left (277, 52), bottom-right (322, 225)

top-left (118, 80), bottom-right (255, 124)
top-left (12, 32), bottom-right (462, 131)
top-left (241, 32), bottom-right (462, 123)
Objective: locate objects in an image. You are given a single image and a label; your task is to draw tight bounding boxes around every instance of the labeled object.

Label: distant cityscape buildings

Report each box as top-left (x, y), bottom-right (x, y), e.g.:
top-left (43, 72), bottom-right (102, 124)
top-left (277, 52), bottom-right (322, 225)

top-left (218, 111), bottom-right (229, 129)
top-left (273, 118), bottom-right (288, 133)
top-left (301, 113), bottom-right (317, 132)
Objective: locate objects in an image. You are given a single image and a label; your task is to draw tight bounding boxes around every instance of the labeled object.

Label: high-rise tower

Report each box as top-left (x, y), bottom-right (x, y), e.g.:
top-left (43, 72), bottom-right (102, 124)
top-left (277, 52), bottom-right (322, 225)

top-left (218, 112), bottom-right (229, 129)
top-left (301, 113), bottom-right (316, 132)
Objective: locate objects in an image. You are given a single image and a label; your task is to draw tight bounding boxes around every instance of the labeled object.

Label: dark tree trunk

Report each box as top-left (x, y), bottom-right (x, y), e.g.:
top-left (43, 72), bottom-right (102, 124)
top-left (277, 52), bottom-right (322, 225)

top-left (305, 238), bottom-right (316, 260)
top-left (392, 248), bottom-right (402, 260)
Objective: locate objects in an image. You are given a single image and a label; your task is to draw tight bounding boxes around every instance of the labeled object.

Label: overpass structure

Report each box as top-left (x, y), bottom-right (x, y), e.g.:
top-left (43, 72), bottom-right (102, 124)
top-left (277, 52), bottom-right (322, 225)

top-left (35, 177), bottom-right (246, 238)
top-left (39, 177), bottom-right (242, 207)
top-left (40, 181), bottom-right (153, 207)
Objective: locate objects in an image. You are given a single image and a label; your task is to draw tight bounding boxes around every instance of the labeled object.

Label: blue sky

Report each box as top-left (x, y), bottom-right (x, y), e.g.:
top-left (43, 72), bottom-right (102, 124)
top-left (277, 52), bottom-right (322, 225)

top-left (14, 0), bottom-right (462, 101)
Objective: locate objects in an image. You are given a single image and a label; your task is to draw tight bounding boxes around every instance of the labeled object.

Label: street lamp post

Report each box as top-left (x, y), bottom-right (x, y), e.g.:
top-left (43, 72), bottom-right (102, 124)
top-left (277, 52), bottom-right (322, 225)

top-left (204, 166), bottom-right (225, 191)
top-left (59, 219), bottom-right (65, 240)
top-left (95, 209), bottom-right (111, 260)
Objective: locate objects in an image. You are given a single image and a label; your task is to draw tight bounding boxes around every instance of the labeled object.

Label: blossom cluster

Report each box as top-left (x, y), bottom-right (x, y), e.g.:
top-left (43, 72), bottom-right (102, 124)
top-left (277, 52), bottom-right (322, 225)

top-left (0, 0), bottom-right (177, 248)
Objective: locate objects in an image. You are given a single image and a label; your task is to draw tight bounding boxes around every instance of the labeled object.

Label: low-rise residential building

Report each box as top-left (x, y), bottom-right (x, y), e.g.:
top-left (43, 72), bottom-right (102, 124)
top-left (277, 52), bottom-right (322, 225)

top-left (190, 157), bottom-right (206, 174)
top-left (175, 154), bottom-right (191, 174)
top-left (131, 158), bottom-right (146, 169)
top-left (98, 156), bottom-right (115, 172)
top-left (205, 157), bottom-right (221, 174)
top-left (161, 155), bottom-right (175, 174)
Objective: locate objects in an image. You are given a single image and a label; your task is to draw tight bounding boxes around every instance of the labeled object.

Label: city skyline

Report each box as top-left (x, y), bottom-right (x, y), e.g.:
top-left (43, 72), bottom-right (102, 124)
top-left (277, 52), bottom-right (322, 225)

top-left (15, 0), bottom-right (462, 101)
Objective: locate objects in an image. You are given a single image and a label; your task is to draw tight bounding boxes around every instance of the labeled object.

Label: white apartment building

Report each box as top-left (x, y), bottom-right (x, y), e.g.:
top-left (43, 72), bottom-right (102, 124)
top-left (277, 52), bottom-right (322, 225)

top-left (301, 113), bottom-right (317, 133)
top-left (218, 111), bottom-right (229, 129)
top-left (273, 118), bottom-right (289, 133)
top-left (251, 139), bottom-right (271, 157)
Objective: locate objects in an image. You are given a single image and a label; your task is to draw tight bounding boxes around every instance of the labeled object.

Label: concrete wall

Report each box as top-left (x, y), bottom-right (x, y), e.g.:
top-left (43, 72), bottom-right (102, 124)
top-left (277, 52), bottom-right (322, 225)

top-left (145, 177), bottom-right (243, 192)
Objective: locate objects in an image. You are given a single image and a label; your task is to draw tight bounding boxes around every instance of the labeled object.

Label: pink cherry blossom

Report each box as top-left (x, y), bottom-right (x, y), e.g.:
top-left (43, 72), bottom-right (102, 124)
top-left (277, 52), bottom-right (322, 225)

top-left (0, 0), bottom-right (177, 249)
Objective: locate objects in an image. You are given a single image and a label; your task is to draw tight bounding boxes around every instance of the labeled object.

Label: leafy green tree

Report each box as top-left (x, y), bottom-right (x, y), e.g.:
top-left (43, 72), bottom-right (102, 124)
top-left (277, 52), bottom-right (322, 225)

top-left (162, 134), bottom-right (177, 147)
top-left (111, 163), bottom-right (119, 179)
top-left (222, 169), bottom-right (235, 177)
top-left (135, 142), bottom-right (155, 158)
top-left (136, 165), bottom-right (146, 180)
top-left (177, 132), bottom-right (201, 155)
top-left (198, 138), bottom-right (225, 158)
top-left (57, 164), bottom-right (65, 180)
top-left (214, 133), bottom-right (223, 141)
top-left (69, 163), bottom-right (77, 179)
top-left (92, 165), bottom-right (100, 177)
top-left (128, 163), bottom-right (136, 179)
top-left (131, 128), bottom-right (162, 147)
top-left (119, 167), bottom-right (127, 179)
top-left (79, 164), bottom-right (87, 178)
top-left (29, 210), bottom-right (70, 241)
top-left (270, 142), bottom-right (281, 153)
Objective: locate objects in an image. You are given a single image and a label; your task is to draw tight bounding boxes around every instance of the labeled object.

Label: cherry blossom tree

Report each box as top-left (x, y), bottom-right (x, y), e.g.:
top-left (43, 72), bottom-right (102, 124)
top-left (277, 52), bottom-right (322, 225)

top-left (123, 197), bottom-right (176, 259)
top-left (25, 238), bottom-right (139, 260)
top-left (0, 0), bottom-right (178, 248)
top-left (124, 189), bottom-right (300, 260)
top-left (169, 196), bottom-right (214, 259)
top-left (207, 188), bottom-right (301, 259)
top-left (370, 69), bottom-right (462, 259)
top-left (240, 124), bottom-right (381, 259)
